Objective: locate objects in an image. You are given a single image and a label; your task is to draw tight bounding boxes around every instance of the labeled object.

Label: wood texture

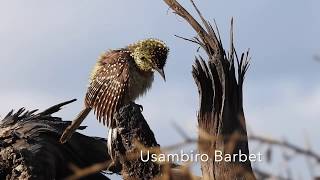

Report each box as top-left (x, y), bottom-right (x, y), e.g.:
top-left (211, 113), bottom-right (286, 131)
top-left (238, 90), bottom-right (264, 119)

top-left (0, 100), bottom-right (164, 180)
top-left (163, 0), bottom-right (255, 179)
top-left (0, 100), bottom-right (115, 180)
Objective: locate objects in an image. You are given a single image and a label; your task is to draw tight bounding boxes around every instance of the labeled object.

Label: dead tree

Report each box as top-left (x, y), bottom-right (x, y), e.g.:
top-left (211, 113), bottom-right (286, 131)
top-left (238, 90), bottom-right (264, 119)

top-left (111, 102), bottom-right (161, 180)
top-left (0, 99), bottom-right (114, 180)
top-left (0, 100), bottom-right (165, 180)
top-left (163, 0), bottom-right (255, 179)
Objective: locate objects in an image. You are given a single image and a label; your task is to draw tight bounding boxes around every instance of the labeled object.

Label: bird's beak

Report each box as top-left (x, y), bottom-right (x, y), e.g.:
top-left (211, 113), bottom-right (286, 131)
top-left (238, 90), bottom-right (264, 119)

top-left (154, 67), bottom-right (166, 81)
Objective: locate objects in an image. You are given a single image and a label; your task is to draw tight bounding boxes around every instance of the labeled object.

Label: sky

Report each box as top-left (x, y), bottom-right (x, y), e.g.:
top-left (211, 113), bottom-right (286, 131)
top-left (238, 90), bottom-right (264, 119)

top-left (0, 0), bottom-right (319, 179)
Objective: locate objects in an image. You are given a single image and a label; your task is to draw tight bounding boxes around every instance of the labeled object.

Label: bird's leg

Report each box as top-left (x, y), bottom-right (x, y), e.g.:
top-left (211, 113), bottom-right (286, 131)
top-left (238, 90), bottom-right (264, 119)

top-left (59, 107), bottom-right (91, 144)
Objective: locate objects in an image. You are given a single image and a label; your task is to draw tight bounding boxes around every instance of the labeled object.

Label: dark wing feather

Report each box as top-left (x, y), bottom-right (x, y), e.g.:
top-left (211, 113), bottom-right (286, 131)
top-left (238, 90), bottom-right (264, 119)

top-left (85, 50), bottom-right (130, 127)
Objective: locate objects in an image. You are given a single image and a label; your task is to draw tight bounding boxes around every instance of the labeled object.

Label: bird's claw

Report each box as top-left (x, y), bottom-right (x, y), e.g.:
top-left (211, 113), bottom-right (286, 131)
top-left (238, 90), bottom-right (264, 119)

top-left (129, 101), bottom-right (143, 112)
top-left (137, 104), bottom-right (143, 112)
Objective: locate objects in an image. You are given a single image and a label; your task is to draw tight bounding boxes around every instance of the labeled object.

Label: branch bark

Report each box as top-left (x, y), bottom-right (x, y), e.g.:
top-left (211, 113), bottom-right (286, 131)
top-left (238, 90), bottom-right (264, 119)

top-left (112, 103), bottom-right (161, 180)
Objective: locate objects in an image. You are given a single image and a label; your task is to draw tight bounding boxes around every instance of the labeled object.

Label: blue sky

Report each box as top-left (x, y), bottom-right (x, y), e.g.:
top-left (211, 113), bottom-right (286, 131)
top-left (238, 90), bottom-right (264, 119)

top-left (0, 0), bottom-right (319, 178)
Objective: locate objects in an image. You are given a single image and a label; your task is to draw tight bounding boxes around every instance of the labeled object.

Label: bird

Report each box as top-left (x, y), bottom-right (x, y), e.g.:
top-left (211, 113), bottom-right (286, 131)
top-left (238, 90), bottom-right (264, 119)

top-left (59, 38), bottom-right (169, 157)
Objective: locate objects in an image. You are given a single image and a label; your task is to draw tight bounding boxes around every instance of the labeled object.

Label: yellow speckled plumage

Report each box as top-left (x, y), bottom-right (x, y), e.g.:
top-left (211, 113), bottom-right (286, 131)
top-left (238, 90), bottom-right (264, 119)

top-left (128, 38), bottom-right (169, 71)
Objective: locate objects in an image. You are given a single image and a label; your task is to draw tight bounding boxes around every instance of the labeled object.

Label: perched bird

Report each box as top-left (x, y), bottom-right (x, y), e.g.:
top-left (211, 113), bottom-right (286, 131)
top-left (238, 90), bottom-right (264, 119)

top-left (59, 39), bottom-right (169, 155)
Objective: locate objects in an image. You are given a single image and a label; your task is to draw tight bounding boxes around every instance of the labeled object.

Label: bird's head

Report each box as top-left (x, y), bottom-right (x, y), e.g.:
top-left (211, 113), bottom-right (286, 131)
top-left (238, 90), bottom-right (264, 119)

top-left (128, 38), bottom-right (169, 81)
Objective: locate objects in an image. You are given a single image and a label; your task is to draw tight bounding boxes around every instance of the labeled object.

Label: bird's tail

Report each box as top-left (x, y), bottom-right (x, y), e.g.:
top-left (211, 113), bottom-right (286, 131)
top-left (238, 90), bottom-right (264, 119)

top-left (60, 107), bottom-right (91, 144)
top-left (107, 127), bottom-right (118, 160)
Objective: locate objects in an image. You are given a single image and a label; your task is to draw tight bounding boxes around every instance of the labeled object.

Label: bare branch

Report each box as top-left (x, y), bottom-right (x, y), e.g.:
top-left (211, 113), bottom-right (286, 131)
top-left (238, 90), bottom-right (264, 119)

top-left (249, 135), bottom-right (320, 163)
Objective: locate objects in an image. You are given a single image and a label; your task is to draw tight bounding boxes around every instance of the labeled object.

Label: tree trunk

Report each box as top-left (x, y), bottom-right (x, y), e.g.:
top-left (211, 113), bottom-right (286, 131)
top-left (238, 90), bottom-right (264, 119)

top-left (163, 0), bottom-right (256, 179)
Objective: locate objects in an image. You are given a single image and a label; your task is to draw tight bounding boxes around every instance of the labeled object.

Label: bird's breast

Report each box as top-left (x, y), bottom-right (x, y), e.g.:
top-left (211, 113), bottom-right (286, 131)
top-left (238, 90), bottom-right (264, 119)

top-left (125, 67), bottom-right (154, 103)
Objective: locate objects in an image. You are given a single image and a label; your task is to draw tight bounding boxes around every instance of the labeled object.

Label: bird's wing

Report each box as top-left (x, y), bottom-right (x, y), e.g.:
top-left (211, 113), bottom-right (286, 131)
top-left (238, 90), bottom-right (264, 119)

top-left (85, 50), bottom-right (130, 127)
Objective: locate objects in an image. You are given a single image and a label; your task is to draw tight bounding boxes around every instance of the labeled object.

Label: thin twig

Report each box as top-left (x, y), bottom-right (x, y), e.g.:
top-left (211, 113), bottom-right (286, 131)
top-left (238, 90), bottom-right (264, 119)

top-left (249, 135), bottom-right (320, 163)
